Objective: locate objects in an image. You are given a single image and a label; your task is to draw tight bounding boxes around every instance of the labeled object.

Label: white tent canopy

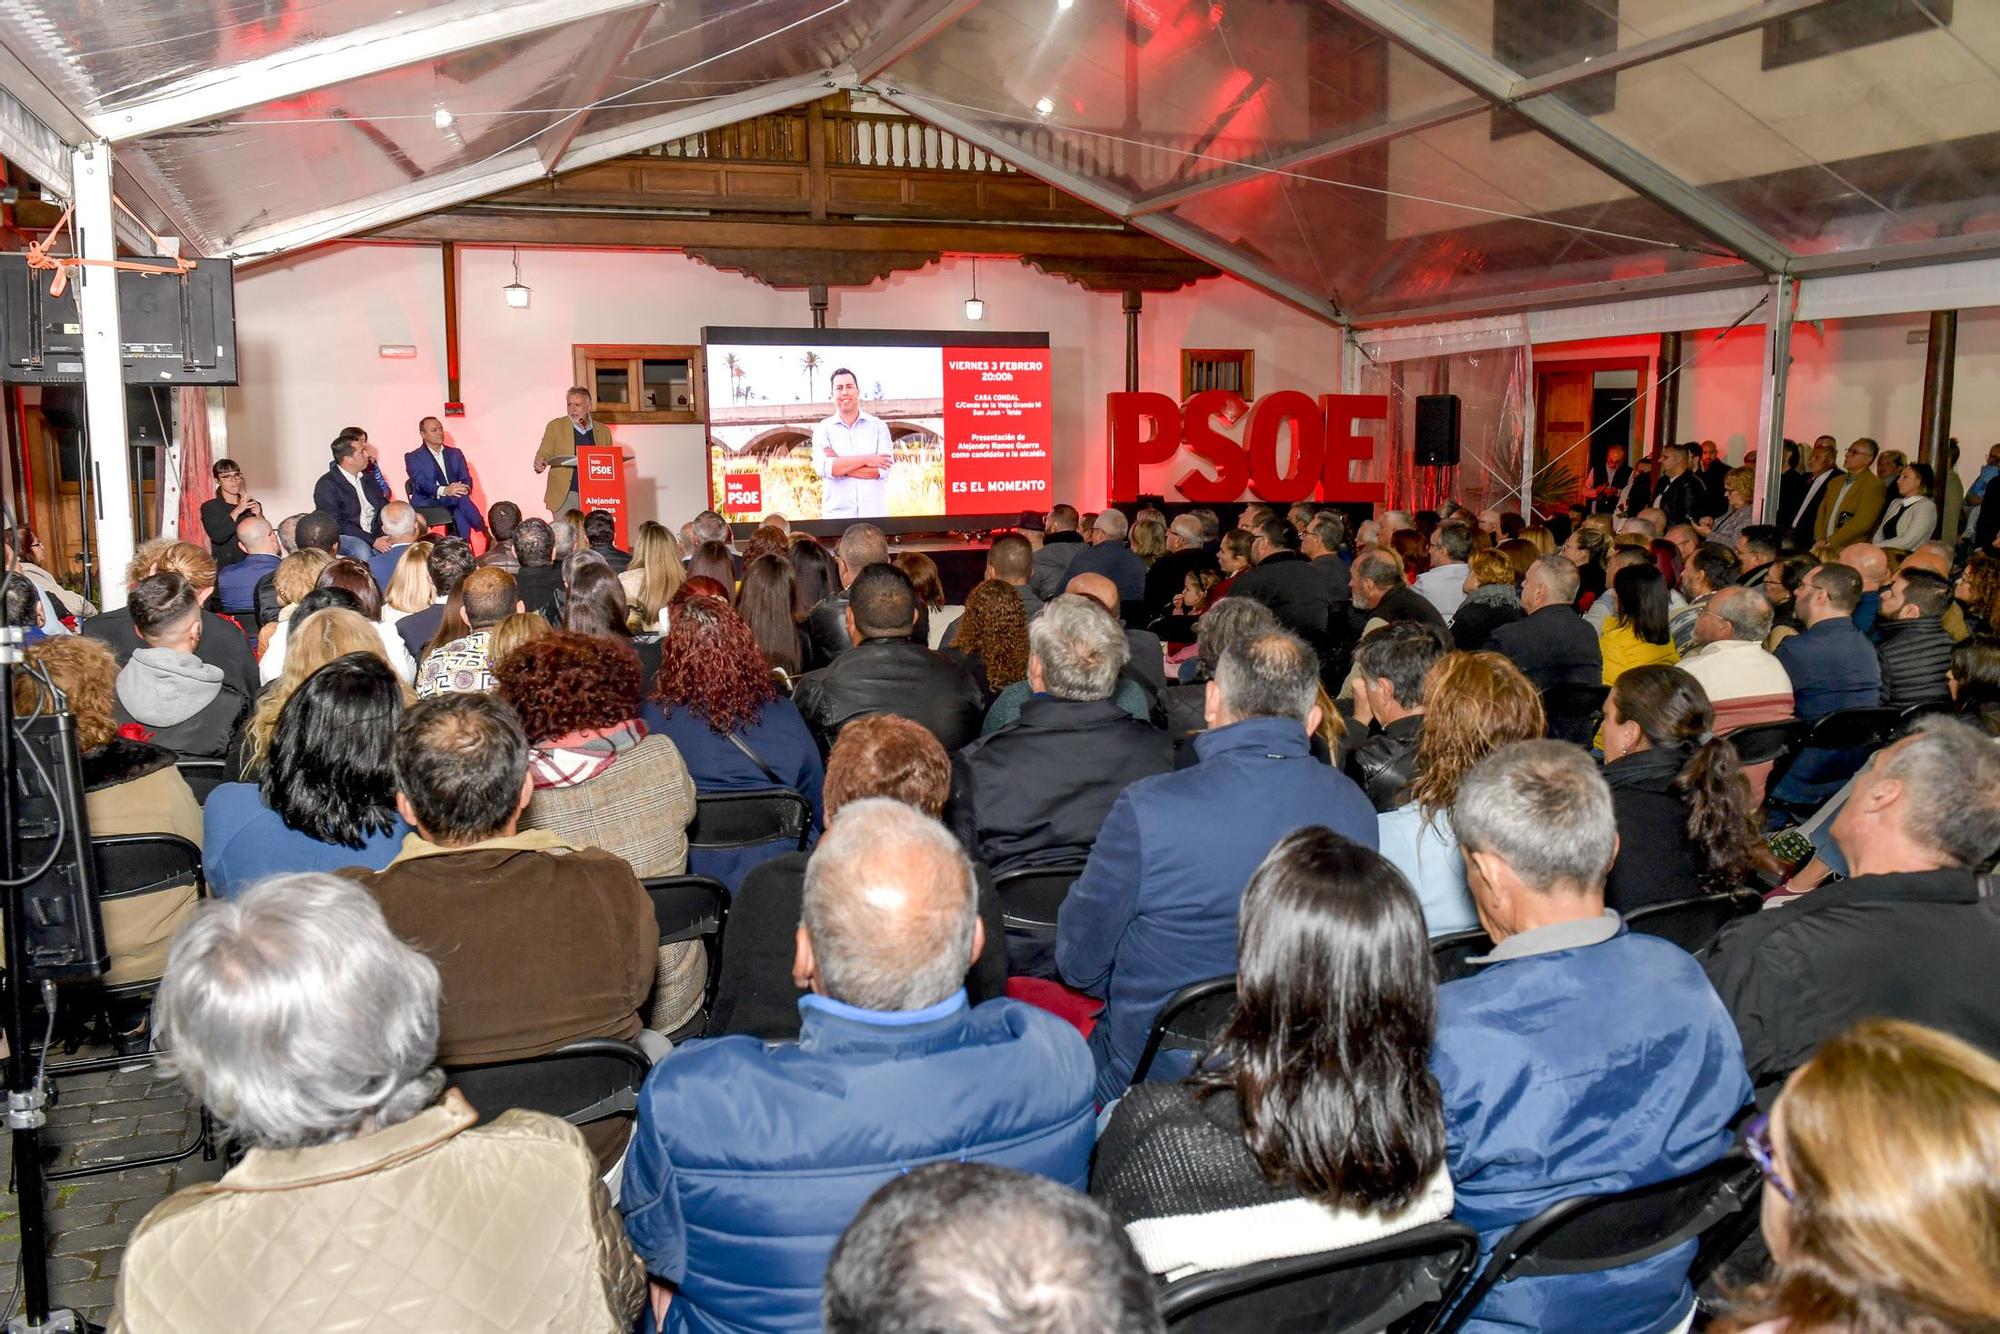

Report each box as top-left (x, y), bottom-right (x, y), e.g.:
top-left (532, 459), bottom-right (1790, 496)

top-left (0, 0), bottom-right (1992, 324)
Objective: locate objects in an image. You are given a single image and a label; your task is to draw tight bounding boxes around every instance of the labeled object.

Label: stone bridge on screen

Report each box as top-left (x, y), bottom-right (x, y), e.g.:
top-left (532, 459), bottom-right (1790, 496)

top-left (711, 398), bottom-right (946, 455)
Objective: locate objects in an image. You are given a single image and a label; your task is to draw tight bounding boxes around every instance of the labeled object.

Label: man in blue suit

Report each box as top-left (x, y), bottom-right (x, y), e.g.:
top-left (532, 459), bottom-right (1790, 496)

top-left (406, 416), bottom-right (486, 542)
top-left (311, 435), bottom-right (391, 559)
top-left (1056, 627), bottom-right (1377, 1105)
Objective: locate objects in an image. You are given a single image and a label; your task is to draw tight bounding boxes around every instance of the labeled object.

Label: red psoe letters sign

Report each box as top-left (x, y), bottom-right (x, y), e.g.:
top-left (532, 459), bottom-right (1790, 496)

top-left (1107, 391), bottom-right (1388, 506)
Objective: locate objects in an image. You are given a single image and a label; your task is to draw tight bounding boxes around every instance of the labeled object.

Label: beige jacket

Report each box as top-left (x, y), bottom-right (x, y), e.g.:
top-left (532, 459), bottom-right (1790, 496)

top-left (536, 416), bottom-right (611, 512)
top-left (109, 1091), bottom-right (644, 1333)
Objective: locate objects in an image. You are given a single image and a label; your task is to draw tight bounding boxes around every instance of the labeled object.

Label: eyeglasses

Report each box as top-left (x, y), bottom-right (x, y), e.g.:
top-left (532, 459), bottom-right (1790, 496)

top-left (1744, 1113), bottom-right (1794, 1202)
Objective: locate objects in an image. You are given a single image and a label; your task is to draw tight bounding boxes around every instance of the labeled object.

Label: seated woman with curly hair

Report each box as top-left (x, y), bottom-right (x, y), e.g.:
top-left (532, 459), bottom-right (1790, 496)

top-left (497, 631), bottom-right (703, 1034)
top-left (641, 593), bottom-right (825, 888)
top-left (14, 636), bottom-right (203, 1041)
top-left (944, 577), bottom-right (1030, 703)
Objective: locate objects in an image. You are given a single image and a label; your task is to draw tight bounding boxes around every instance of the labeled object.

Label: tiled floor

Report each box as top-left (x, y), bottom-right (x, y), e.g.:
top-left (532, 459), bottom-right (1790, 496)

top-left (0, 1046), bottom-right (224, 1328)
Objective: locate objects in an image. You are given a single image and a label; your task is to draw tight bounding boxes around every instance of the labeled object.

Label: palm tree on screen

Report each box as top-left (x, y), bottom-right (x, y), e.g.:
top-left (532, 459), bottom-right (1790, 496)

top-left (723, 352), bottom-right (745, 405)
top-left (801, 351), bottom-right (822, 404)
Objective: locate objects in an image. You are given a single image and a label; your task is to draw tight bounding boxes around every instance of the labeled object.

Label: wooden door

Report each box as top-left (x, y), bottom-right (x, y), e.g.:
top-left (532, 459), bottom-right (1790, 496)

top-left (1538, 371), bottom-right (1593, 498)
top-left (20, 403), bottom-right (89, 585)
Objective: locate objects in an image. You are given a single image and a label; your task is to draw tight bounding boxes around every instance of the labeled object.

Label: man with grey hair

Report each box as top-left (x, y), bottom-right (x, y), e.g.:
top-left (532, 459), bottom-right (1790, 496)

top-left (368, 500), bottom-right (424, 589)
top-left (825, 1162), bottom-right (1162, 1334)
top-left (1300, 512), bottom-right (1350, 607)
top-left (1439, 741), bottom-right (1751, 1334)
top-left (804, 520), bottom-right (891, 666)
top-left (1067, 506), bottom-right (1147, 607)
top-left (957, 594), bottom-right (1173, 874)
top-left (1058, 629), bottom-right (1375, 1105)
top-left (551, 509), bottom-right (580, 563)
top-left (276, 511), bottom-right (304, 556)
top-left (1679, 586), bottom-right (1793, 719)
top-left (1160, 595), bottom-right (1279, 740)
top-left (1706, 715), bottom-right (2000, 1089)
top-left (690, 509), bottom-right (733, 549)
top-left (1140, 512), bottom-right (1218, 623)
top-left (622, 799), bottom-right (1094, 1333)
top-left (1349, 546), bottom-right (1447, 636)
top-left (118, 873), bottom-right (645, 1329)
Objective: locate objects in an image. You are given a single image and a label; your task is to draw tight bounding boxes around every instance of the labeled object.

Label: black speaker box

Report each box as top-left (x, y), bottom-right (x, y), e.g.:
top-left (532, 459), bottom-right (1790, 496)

top-left (1414, 394), bottom-right (1461, 467)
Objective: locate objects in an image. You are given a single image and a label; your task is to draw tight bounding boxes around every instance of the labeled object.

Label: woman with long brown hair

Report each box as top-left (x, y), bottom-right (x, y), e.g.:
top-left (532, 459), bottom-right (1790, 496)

top-left (736, 553), bottom-right (808, 680)
top-left (1377, 651), bottom-right (1546, 935)
top-left (1719, 1019), bottom-right (2000, 1334)
top-left (1599, 664), bottom-right (1766, 911)
top-left (894, 550), bottom-right (962, 649)
top-left (944, 577), bottom-right (1029, 701)
top-left (618, 520), bottom-right (685, 632)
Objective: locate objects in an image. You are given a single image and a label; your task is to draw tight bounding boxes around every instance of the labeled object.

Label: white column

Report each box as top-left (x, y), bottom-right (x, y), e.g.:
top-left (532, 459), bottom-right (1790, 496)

top-left (72, 143), bottom-right (135, 610)
top-left (1753, 274), bottom-right (1795, 524)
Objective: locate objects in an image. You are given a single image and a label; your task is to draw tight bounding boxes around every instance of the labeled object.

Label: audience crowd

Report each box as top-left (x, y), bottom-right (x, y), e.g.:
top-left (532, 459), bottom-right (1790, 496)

top-left (9, 431), bottom-right (1997, 1333)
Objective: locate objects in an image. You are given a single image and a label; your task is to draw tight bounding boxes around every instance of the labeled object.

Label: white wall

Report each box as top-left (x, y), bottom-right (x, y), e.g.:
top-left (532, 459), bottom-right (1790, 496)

top-left (221, 242), bottom-right (1345, 527)
top-left (1534, 309), bottom-right (2000, 482)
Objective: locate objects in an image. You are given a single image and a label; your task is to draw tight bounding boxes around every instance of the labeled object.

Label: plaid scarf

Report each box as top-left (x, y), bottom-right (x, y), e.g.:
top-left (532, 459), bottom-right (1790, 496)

top-left (528, 718), bottom-right (647, 789)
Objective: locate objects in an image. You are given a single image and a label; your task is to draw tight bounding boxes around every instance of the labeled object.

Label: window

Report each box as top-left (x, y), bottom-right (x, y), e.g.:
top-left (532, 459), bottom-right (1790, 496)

top-left (1763, 0), bottom-right (1949, 70)
top-left (571, 344), bottom-right (702, 424)
top-left (1491, 0), bottom-right (1616, 140)
top-left (1181, 349), bottom-right (1254, 400)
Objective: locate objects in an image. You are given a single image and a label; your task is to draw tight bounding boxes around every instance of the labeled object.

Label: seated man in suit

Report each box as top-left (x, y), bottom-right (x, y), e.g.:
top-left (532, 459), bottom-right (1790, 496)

top-left (404, 415), bottom-right (486, 542)
top-left (957, 594), bottom-right (1173, 873)
top-left (1438, 740), bottom-right (1750, 1334)
top-left (1057, 628), bottom-right (1376, 1105)
top-left (622, 799), bottom-right (1094, 1333)
top-left (792, 562), bottom-right (985, 753)
top-left (366, 502), bottom-right (424, 592)
top-left (311, 434), bottom-right (392, 560)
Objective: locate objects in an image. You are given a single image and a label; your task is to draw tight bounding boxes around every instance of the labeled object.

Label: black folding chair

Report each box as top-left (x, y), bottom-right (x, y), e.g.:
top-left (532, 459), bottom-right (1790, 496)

top-left (1130, 975), bottom-right (1236, 1084)
top-left (174, 757), bottom-right (230, 804)
top-left (1430, 928), bottom-right (1494, 985)
top-left (1767, 705), bottom-right (1904, 811)
top-left (1719, 717), bottom-right (1806, 769)
top-left (1161, 1221), bottom-right (1481, 1334)
top-left (1624, 890), bottom-right (1763, 958)
top-left (687, 789), bottom-right (813, 851)
top-left (640, 874), bottom-right (731, 1035)
top-left (414, 504), bottom-right (456, 535)
top-left (1432, 1152), bottom-right (1764, 1334)
top-left (993, 863), bottom-right (1086, 934)
top-left (1541, 683), bottom-right (1609, 748)
top-left (1897, 699), bottom-right (1951, 729)
top-left (445, 1038), bottom-right (651, 1128)
top-left (42, 834), bottom-right (217, 1181)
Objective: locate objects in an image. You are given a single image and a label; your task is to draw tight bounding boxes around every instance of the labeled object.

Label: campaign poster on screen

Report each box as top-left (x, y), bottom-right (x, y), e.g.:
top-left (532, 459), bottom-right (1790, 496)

top-left (703, 328), bottom-right (1052, 524)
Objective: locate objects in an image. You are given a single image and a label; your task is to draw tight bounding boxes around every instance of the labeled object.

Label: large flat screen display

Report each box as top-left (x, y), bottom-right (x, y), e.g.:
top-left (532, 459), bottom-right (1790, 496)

top-left (703, 327), bottom-right (1052, 526)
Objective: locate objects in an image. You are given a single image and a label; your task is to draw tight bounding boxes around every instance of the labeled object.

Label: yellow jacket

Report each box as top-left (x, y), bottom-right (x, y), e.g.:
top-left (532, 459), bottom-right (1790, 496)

top-left (536, 416), bottom-right (612, 513)
top-left (1599, 619), bottom-right (1679, 687)
top-left (1813, 467), bottom-right (1887, 555)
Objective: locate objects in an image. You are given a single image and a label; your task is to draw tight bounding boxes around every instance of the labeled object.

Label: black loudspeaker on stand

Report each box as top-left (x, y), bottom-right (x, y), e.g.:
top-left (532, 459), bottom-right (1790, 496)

top-left (1415, 394), bottom-right (1462, 467)
top-left (2, 618), bottom-right (108, 1334)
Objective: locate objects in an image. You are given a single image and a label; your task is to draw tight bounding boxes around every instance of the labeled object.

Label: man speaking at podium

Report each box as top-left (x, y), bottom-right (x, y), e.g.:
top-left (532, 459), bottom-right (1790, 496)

top-left (406, 416), bottom-right (486, 541)
top-left (535, 386), bottom-right (611, 516)
top-left (812, 367), bottom-right (894, 520)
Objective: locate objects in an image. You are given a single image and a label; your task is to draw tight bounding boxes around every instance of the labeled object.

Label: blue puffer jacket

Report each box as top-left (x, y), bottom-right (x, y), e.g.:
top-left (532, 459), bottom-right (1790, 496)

top-left (1433, 927), bottom-right (1752, 1334)
top-left (621, 991), bottom-right (1095, 1332)
top-left (1055, 715), bottom-right (1378, 1105)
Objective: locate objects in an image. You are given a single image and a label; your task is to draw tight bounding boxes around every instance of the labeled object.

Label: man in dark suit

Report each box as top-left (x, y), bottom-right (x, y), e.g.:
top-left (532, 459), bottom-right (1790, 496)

top-left (311, 435), bottom-right (391, 560)
top-left (396, 538), bottom-right (477, 661)
top-left (1653, 443), bottom-right (1707, 529)
top-left (1230, 518), bottom-right (1332, 638)
top-left (1786, 436), bottom-right (1840, 548)
top-left (405, 416), bottom-right (486, 542)
top-left (1063, 508), bottom-right (1147, 611)
top-left (508, 519), bottom-right (563, 624)
top-left (1587, 444), bottom-right (1632, 515)
top-left (792, 564), bottom-right (984, 754)
top-left (1139, 515), bottom-right (1216, 624)
top-left (1490, 555), bottom-right (1602, 692)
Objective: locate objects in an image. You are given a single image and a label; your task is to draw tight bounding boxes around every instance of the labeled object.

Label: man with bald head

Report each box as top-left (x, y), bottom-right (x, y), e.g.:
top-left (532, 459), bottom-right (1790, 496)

top-left (1069, 570), bottom-right (1167, 697)
top-left (1679, 586), bottom-right (1793, 720)
top-left (622, 799), bottom-right (1094, 1332)
top-left (216, 514), bottom-right (282, 617)
top-left (1837, 542), bottom-right (1889, 636)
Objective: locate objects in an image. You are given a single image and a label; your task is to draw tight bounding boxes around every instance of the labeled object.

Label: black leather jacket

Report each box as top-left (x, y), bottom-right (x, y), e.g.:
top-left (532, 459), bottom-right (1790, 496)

top-left (802, 591), bottom-right (852, 673)
top-left (791, 636), bottom-right (986, 753)
top-left (1342, 713), bottom-right (1423, 813)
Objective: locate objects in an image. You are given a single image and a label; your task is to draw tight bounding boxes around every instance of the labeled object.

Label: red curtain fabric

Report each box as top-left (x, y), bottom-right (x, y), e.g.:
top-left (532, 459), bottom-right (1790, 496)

top-left (175, 386), bottom-right (213, 542)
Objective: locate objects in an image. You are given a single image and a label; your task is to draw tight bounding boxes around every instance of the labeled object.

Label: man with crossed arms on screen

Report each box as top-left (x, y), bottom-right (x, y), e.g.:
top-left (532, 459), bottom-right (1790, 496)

top-left (813, 367), bottom-right (894, 520)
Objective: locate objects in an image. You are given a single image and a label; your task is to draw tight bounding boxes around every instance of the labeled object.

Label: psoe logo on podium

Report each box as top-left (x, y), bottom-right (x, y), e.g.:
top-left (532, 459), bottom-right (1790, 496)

top-left (586, 456), bottom-right (617, 482)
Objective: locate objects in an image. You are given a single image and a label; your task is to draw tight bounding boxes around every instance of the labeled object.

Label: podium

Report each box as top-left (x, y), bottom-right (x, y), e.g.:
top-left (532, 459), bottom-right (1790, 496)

top-left (575, 445), bottom-right (633, 549)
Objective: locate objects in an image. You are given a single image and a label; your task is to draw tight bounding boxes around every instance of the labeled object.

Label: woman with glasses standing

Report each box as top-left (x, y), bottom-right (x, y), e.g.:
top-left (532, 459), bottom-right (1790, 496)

top-left (1721, 1019), bottom-right (2000, 1333)
top-left (199, 457), bottom-right (263, 570)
